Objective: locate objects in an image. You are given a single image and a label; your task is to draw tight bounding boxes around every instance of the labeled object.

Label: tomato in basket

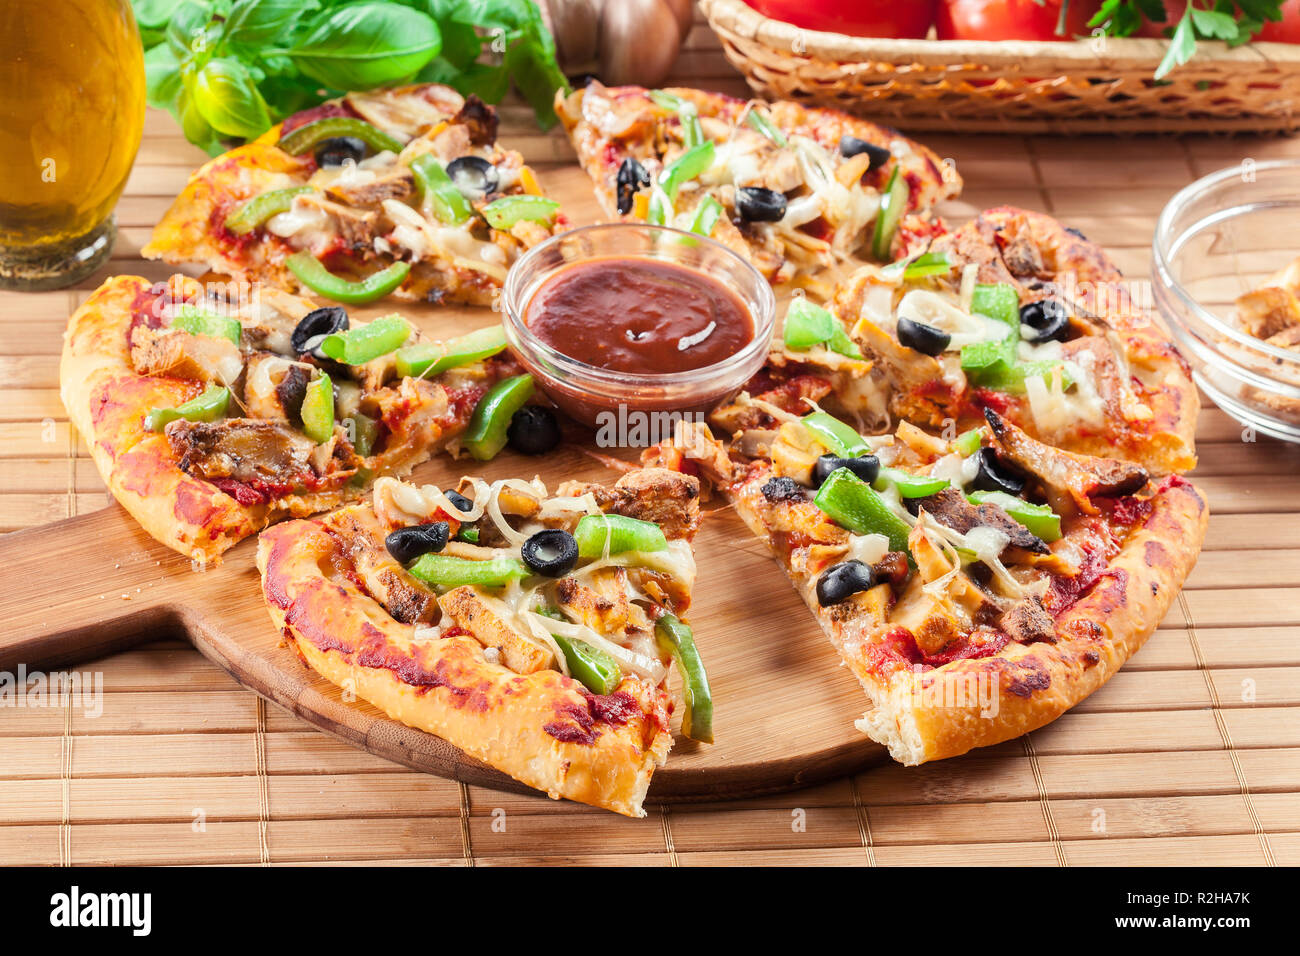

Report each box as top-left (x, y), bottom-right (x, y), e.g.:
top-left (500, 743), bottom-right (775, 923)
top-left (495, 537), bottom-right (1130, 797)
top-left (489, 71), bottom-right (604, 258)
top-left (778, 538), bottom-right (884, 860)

top-left (741, 0), bottom-right (936, 38)
top-left (936, 0), bottom-right (1103, 40)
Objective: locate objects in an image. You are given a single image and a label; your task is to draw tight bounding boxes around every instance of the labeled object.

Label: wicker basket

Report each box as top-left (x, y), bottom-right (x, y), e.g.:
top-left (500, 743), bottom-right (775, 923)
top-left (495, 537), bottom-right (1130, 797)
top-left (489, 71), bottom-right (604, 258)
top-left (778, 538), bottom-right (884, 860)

top-left (700, 0), bottom-right (1300, 134)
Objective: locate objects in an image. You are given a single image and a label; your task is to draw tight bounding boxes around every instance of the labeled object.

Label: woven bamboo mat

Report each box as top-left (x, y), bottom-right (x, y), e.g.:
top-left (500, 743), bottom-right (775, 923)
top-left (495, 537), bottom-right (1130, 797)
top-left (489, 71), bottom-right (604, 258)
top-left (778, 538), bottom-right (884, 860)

top-left (2, 9), bottom-right (1299, 866)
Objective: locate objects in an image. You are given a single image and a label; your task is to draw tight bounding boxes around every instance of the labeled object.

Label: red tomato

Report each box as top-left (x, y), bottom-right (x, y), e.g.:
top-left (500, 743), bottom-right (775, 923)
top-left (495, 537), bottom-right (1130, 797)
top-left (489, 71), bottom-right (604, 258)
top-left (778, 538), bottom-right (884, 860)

top-left (742, 0), bottom-right (936, 38)
top-left (1137, 1), bottom-right (1300, 41)
top-left (1258, 0), bottom-right (1300, 42)
top-left (936, 0), bottom-right (1103, 40)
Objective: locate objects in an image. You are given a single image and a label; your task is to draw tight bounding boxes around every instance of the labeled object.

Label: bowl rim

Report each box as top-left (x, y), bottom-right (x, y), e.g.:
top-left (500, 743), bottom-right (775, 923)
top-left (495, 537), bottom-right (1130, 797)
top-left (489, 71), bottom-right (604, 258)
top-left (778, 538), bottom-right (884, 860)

top-left (1152, 158), bottom-right (1300, 369)
top-left (501, 221), bottom-right (777, 394)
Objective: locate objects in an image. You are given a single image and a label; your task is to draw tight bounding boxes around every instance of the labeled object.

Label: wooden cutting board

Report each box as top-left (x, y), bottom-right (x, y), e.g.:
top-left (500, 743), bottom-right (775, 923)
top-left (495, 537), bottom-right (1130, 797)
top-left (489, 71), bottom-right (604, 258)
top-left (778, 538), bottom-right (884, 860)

top-left (0, 163), bottom-right (886, 802)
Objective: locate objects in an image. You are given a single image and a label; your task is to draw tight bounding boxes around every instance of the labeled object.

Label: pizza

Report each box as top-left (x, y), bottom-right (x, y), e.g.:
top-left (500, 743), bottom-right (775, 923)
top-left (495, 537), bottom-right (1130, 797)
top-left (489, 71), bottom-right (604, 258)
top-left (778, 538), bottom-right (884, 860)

top-left (60, 273), bottom-right (516, 564)
top-left (555, 81), bottom-right (961, 284)
top-left (257, 466), bottom-right (712, 817)
top-left (827, 206), bottom-right (1200, 475)
top-left (143, 84), bottom-right (565, 306)
top-left (650, 409), bottom-right (1206, 765)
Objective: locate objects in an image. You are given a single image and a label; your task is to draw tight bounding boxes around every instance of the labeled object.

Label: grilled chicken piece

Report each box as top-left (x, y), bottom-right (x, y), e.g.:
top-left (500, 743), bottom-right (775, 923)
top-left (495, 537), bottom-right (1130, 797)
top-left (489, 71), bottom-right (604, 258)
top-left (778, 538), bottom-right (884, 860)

top-left (167, 418), bottom-right (338, 484)
top-left (985, 408), bottom-right (1147, 515)
top-left (438, 586), bottom-right (553, 674)
top-left (366, 377), bottom-right (449, 466)
top-left (1000, 596), bottom-right (1057, 644)
top-left (344, 84), bottom-right (465, 140)
top-left (130, 326), bottom-right (243, 385)
top-left (558, 467), bottom-right (702, 540)
top-left (326, 169), bottom-right (415, 208)
top-left (555, 570), bottom-right (647, 637)
top-left (453, 95), bottom-right (499, 147)
top-left (915, 487), bottom-right (1048, 555)
top-left (333, 508), bottom-right (437, 624)
top-left (243, 353), bottom-right (314, 422)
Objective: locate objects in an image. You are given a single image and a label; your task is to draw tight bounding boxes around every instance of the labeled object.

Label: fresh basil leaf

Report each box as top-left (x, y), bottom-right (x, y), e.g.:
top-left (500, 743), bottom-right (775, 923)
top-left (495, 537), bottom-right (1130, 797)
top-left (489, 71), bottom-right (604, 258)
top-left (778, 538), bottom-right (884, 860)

top-left (134, 0), bottom-right (188, 29)
top-left (288, 3), bottom-right (442, 91)
top-left (193, 57), bottom-right (272, 138)
top-left (166, 1), bottom-right (214, 58)
top-left (224, 0), bottom-right (315, 46)
top-left (504, 31), bottom-right (568, 128)
top-left (144, 43), bottom-right (184, 109)
top-left (177, 85), bottom-right (224, 155)
top-left (444, 60), bottom-right (511, 103)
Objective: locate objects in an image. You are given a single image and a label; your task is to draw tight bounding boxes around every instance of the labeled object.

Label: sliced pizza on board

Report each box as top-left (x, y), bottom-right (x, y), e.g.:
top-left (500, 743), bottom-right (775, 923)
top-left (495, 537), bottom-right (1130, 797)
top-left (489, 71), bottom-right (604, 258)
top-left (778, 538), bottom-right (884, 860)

top-left (827, 206), bottom-right (1200, 475)
top-left (61, 273), bottom-right (517, 564)
top-left (257, 467), bottom-right (713, 817)
top-left (143, 85), bottom-right (565, 306)
top-left (649, 411), bottom-right (1206, 765)
top-left (556, 81), bottom-right (961, 283)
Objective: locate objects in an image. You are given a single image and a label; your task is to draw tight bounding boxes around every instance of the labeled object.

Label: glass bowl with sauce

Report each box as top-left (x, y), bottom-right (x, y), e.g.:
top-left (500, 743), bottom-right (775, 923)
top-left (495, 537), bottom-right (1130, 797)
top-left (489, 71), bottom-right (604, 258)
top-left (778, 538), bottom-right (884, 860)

top-left (503, 223), bottom-right (775, 431)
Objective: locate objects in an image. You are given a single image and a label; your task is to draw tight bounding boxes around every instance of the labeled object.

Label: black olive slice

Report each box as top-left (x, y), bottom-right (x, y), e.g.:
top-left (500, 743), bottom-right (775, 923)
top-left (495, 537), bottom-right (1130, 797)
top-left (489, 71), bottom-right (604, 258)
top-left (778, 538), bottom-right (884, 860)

top-left (896, 316), bottom-right (951, 356)
top-left (521, 529), bottom-right (579, 578)
top-left (446, 155), bottom-right (500, 198)
top-left (276, 365), bottom-right (312, 425)
top-left (971, 447), bottom-right (1028, 496)
top-left (314, 136), bottom-right (367, 168)
top-left (1018, 298), bottom-right (1070, 343)
top-left (616, 156), bottom-right (651, 215)
top-left (838, 135), bottom-right (891, 170)
top-left (506, 405), bottom-right (562, 456)
top-left (815, 560), bottom-right (877, 606)
top-left (291, 306), bottom-right (349, 356)
top-left (812, 454), bottom-right (880, 488)
top-left (761, 476), bottom-right (806, 502)
top-left (736, 186), bottom-right (787, 223)
top-left (443, 489), bottom-right (475, 513)
top-left (385, 522), bottom-right (450, 565)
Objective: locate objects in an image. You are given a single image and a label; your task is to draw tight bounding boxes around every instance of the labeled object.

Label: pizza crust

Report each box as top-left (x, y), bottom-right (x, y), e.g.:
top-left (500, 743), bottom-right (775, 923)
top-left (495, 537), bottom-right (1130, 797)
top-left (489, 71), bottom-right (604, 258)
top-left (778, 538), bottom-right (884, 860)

top-left (256, 516), bottom-right (673, 817)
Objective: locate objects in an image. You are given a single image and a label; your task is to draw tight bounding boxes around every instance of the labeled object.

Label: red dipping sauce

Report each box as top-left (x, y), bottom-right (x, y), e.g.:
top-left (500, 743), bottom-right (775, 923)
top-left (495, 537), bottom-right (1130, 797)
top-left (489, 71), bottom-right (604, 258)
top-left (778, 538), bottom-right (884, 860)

top-left (523, 256), bottom-right (755, 373)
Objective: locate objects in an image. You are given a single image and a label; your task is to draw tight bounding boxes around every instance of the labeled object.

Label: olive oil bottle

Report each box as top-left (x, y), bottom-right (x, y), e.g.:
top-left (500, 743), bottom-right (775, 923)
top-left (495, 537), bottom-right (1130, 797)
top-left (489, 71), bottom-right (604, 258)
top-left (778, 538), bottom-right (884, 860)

top-left (0, 0), bottom-right (145, 290)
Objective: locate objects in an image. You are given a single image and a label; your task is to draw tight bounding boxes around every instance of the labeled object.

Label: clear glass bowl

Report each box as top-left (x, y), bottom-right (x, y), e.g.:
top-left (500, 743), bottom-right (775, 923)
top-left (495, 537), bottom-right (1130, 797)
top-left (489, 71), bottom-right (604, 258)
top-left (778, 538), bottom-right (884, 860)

top-left (502, 222), bottom-right (776, 430)
top-left (1153, 159), bottom-right (1300, 444)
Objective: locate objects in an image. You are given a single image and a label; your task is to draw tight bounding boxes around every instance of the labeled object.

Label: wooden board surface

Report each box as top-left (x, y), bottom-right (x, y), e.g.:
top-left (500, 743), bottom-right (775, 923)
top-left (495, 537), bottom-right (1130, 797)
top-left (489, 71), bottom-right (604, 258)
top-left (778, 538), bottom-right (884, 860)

top-left (1, 6), bottom-right (1298, 866)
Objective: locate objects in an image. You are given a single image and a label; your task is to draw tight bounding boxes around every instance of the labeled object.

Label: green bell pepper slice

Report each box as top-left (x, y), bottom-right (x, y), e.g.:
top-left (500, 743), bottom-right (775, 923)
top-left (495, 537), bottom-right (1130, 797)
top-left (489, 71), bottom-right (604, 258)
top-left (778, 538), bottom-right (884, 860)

top-left (394, 325), bottom-right (508, 378)
top-left (286, 252), bottom-right (410, 305)
top-left (968, 490), bottom-right (1062, 542)
top-left (745, 106), bottom-right (788, 147)
top-left (814, 468), bottom-right (912, 554)
top-left (687, 195), bottom-right (723, 237)
top-left (299, 373), bottom-right (334, 444)
top-left (873, 465), bottom-right (950, 499)
top-left (482, 195), bottom-right (560, 230)
top-left (224, 186), bottom-right (313, 236)
top-left (317, 314), bottom-right (412, 366)
top-left (952, 427), bottom-right (983, 457)
top-left (655, 613), bottom-right (713, 744)
top-left (970, 282), bottom-right (1020, 338)
top-left (277, 116), bottom-right (404, 157)
top-left (783, 297), bottom-right (836, 351)
top-left (407, 553), bottom-right (529, 590)
top-left (870, 165), bottom-right (908, 261)
top-left (410, 154), bottom-right (473, 225)
top-left (827, 325), bottom-right (863, 359)
top-left (646, 187), bottom-right (672, 226)
top-left (658, 141), bottom-right (715, 200)
top-left (462, 373), bottom-right (534, 461)
top-left (575, 513), bottom-right (668, 558)
top-left (801, 411), bottom-right (872, 458)
top-left (171, 305), bottom-right (241, 345)
top-left (901, 250), bottom-right (952, 280)
top-left (144, 384), bottom-right (229, 432)
top-left (552, 633), bottom-right (622, 696)
top-left (348, 411), bottom-right (378, 457)
top-left (649, 89), bottom-right (704, 149)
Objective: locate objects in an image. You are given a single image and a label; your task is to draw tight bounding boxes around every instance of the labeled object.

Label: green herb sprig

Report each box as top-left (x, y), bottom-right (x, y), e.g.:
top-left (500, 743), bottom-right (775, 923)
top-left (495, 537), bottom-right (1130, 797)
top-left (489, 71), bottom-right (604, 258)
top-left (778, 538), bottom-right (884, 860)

top-left (135, 0), bottom-right (569, 154)
top-left (1089, 1), bottom-right (1287, 79)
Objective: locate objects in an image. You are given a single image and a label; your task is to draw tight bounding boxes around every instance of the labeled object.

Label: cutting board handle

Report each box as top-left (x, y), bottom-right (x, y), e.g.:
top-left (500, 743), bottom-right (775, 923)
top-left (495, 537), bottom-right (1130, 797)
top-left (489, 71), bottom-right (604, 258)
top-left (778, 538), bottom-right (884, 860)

top-left (0, 507), bottom-right (195, 670)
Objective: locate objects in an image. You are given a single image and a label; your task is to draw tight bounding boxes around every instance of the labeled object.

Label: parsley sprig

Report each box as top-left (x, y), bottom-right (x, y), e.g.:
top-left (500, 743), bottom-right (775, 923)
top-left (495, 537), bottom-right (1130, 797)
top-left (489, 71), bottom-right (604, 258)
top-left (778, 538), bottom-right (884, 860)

top-left (1090, 1), bottom-right (1288, 79)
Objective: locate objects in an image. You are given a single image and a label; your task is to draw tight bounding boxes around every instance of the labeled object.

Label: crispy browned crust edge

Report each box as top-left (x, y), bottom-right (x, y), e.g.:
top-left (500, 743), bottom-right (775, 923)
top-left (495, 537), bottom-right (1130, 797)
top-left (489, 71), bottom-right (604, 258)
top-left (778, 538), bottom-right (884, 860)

top-left (255, 513), bottom-right (673, 817)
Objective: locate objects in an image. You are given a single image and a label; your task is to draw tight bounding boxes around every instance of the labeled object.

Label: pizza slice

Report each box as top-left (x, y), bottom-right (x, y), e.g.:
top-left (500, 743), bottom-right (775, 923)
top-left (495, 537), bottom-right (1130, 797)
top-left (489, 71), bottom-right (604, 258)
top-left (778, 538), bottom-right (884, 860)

top-left (826, 206), bottom-right (1200, 475)
top-left (61, 273), bottom-right (519, 564)
top-left (555, 81), bottom-right (961, 283)
top-left (257, 466), bottom-right (713, 816)
top-left (143, 84), bottom-right (565, 306)
top-left (648, 409), bottom-right (1206, 765)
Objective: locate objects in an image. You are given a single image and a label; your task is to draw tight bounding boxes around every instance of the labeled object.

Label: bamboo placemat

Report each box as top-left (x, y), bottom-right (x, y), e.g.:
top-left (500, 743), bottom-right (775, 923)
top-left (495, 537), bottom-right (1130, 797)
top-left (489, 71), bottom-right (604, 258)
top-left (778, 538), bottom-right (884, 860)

top-left (2, 9), bottom-right (1298, 866)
